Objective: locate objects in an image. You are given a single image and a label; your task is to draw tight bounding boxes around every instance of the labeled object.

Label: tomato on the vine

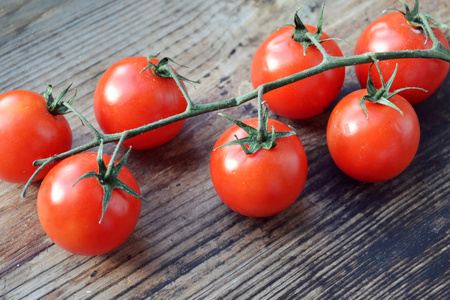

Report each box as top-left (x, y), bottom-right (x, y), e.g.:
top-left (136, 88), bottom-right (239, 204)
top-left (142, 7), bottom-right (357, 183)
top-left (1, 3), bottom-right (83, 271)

top-left (327, 89), bottom-right (420, 183)
top-left (0, 90), bottom-right (72, 183)
top-left (210, 118), bottom-right (308, 217)
top-left (37, 152), bottom-right (142, 256)
top-left (354, 11), bottom-right (450, 105)
top-left (251, 25), bottom-right (345, 119)
top-left (94, 56), bottom-right (187, 150)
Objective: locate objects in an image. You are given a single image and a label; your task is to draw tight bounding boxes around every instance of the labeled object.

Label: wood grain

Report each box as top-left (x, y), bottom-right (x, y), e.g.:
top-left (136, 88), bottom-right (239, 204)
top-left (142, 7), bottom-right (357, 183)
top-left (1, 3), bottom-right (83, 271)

top-left (0, 0), bottom-right (449, 299)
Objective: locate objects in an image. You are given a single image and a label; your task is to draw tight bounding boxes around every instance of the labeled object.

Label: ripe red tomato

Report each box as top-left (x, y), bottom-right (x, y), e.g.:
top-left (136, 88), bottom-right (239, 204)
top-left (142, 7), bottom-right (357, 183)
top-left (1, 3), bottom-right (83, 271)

top-left (0, 90), bottom-right (72, 183)
top-left (327, 89), bottom-right (420, 183)
top-left (37, 152), bottom-right (142, 256)
top-left (354, 12), bottom-right (450, 105)
top-left (210, 118), bottom-right (308, 217)
top-left (251, 25), bottom-right (345, 119)
top-left (94, 56), bottom-right (187, 150)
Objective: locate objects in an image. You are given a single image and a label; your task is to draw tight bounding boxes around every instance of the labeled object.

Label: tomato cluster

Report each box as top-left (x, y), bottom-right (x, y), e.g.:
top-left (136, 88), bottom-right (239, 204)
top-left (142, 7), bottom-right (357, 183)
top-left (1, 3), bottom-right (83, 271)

top-left (219, 4), bottom-right (448, 215)
top-left (0, 57), bottom-right (189, 256)
top-left (0, 1), bottom-right (448, 255)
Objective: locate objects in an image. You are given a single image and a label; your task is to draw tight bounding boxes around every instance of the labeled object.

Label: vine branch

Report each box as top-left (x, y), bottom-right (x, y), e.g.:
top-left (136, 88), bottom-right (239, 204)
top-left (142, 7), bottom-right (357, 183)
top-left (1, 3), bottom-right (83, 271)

top-left (22, 10), bottom-right (450, 197)
top-left (32, 46), bottom-right (450, 167)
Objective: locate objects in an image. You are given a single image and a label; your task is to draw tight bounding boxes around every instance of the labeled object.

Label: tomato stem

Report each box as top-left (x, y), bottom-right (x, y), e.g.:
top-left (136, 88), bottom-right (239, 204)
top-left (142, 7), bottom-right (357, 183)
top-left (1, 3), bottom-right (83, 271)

top-left (166, 67), bottom-right (197, 110)
top-left (63, 101), bottom-right (102, 139)
top-left (21, 159), bottom-right (53, 197)
top-left (104, 133), bottom-right (128, 181)
top-left (215, 111), bottom-right (295, 154)
top-left (360, 58), bottom-right (428, 119)
top-left (21, 5), bottom-right (450, 197)
top-left (291, 3), bottom-right (325, 55)
top-left (374, 88), bottom-right (386, 99)
top-left (44, 84), bottom-right (77, 115)
top-left (28, 44), bottom-right (450, 163)
top-left (256, 87), bottom-right (266, 143)
top-left (71, 138), bottom-right (146, 223)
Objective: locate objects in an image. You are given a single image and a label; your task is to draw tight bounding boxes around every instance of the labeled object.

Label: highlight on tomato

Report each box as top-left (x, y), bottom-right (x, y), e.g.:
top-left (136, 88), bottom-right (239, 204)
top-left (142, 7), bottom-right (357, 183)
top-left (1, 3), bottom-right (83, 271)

top-left (0, 86), bottom-right (73, 183)
top-left (37, 147), bottom-right (143, 256)
top-left (251, 5), bottom-right (345, 119)
top-left (94, 55), bottom-right (188, 150)
top-left (326, 64), bottom-right (421, 183)
top-left (210, 112), bottom-right (308, 218)
top-left (354, 0), bottom-right (450, 105)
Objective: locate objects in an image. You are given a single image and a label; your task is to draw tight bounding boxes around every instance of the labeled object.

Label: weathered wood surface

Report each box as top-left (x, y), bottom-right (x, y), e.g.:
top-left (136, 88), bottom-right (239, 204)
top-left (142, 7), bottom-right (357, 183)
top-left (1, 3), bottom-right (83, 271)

top-left (0, 0), bottom-right (449, 299)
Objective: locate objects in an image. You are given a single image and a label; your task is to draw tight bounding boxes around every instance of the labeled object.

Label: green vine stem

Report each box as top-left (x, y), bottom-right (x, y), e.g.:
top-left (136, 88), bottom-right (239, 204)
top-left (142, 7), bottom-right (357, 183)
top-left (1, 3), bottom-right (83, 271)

top-left (256, 86), bottom-right (266, 143)
top-left (22, 8), bottom-right (450, 197)
top-left (30, 43), bottom-right (450, 164)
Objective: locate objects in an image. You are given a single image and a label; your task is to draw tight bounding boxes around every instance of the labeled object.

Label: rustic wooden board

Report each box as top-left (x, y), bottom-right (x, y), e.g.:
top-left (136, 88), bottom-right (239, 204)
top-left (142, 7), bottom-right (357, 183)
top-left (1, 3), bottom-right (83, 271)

top-left (0, 0), bottom-right (449, 299)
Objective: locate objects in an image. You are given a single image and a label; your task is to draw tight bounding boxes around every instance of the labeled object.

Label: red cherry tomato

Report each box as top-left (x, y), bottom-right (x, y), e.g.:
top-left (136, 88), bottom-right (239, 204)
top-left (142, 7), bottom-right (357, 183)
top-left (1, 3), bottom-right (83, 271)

top-left (251, 25), bottom-right (345, 119)
top-left (327, 89), bottom-right (420, 183)
top-left (210, 118), bottom-right (308, 217)
top-left (354, 12), bottom-right (450, 105)
top-left (94, 57), bottom-right (187, 150)
top-left (37, 152), bottom-right (142, 256)
top-left (0, 90), bottom-right (72, 183)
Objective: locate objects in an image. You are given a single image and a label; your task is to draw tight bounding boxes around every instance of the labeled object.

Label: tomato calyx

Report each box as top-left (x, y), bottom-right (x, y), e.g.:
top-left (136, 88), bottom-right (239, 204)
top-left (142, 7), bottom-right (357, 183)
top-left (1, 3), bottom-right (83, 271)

top-left (73, 138), bottom-right (146, 223)
top-left (391, 0), bottom-right (450, 44)
top-left (360, 59), bottom-right (426, 118)
top-left (288, 4), bottom-right (342, 55)
top-left (215, 104), bottom-right (295, 155)
top-left (140, 53), bottom-right (199, 85)
top-left (43, 83), bottom-right (77, 115)
top-left (289, 4), bottom-right (325, 55)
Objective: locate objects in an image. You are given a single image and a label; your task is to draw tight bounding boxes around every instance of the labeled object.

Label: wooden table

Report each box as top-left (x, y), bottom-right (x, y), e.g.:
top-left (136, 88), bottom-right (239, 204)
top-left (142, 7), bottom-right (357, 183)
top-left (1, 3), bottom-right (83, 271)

top-left (1, 0), bottom-right (449, 299)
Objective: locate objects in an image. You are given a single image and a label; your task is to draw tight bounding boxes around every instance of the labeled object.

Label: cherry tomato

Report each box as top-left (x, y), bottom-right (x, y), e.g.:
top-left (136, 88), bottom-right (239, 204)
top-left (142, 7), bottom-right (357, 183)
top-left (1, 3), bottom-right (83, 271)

top-left (94, 56), bottom-right (187, 150)
top-left (251, 25), bottom-right (345, 119)
top-left (37, 152), bottom-right (142, 256)
top-left (0, 90), bottom-right (72, 183)
top-left (327, 89), bottom-right (420, 183)
top-left (210, 118), bottom-right (308, 217)
top-left (354, 12), bottom-right (450, 105)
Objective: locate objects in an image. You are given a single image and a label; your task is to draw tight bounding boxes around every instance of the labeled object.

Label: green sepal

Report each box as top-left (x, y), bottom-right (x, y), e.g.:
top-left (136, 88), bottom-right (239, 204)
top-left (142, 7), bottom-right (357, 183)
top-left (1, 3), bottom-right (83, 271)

top-left (215, 106), bottom-right (296, 155)
top-left (288, 4), bottom-right (348, 55)
top-left (43, 83), bottom-right (77, 115)
top-left (396, 0), bottom-right (450, 44)
top-left (72, 171), bottom-right (98, 187)
top-left (73, 140), bottom-right (147, 224)
top-left (290, 4), bottom-right (326, 55)
top-left (360, 59), bottom-right (426, 119)
top-left (140, 52), bottom-right (199, 85)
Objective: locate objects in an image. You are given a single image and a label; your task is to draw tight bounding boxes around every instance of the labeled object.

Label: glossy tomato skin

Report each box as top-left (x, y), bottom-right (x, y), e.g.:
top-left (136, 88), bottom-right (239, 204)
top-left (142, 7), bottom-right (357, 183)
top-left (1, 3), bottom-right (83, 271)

top-left (251, 25), bottom-right (345, 119)
top-left (37, 152), bottom-right (142, 256)
top-left (327, 89), bottom-right (420, 183)
top-left (210, 118), bottom-right (308, 217)
top-left (354, 12), bottom-right (450, 105)
top-left (94, 57), bottom-right (187, 150)
top-left (0, 90), bottom-right (72, 183)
